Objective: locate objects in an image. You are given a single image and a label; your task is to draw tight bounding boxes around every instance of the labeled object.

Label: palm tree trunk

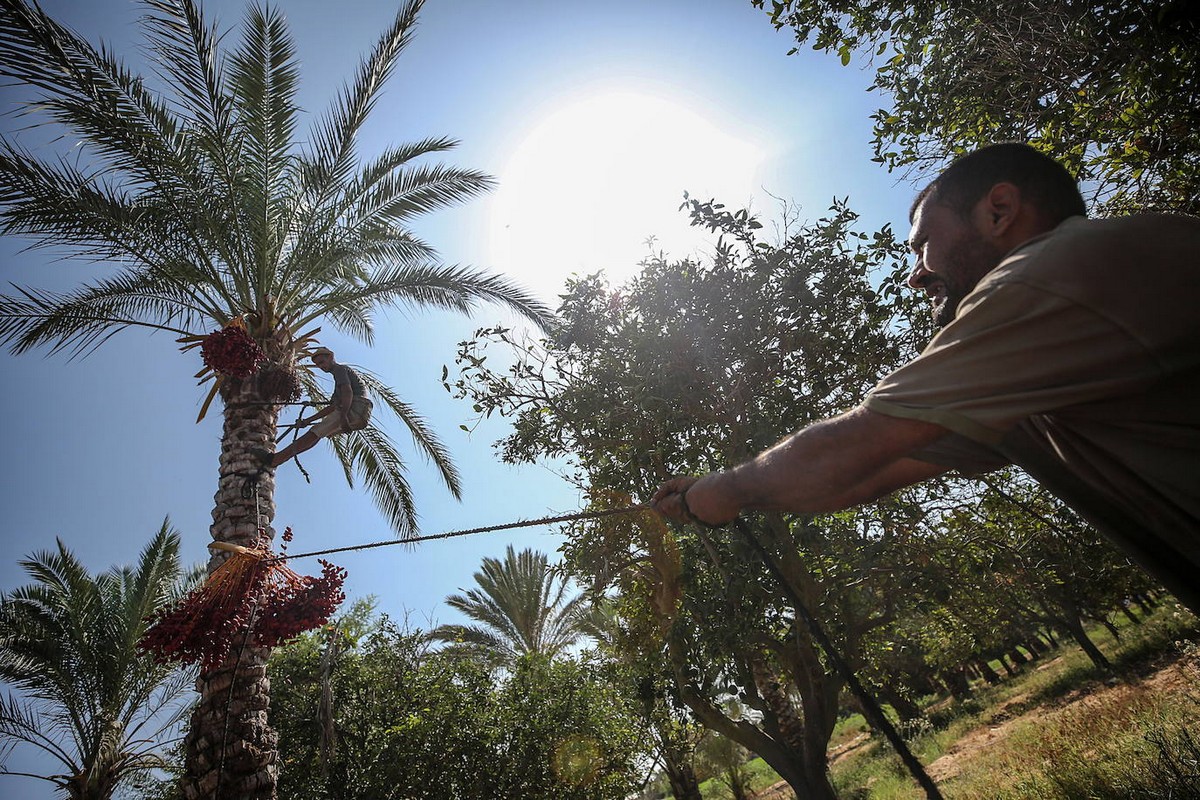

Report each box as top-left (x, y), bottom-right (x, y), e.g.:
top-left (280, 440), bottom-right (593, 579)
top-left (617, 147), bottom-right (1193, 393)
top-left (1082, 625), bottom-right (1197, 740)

top-left (183, 380), bottom-right (281, 800)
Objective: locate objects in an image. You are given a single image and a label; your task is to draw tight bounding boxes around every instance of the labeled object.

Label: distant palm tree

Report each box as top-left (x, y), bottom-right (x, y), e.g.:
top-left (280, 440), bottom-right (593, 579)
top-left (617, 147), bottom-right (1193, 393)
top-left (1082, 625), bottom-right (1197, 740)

top-left (432, 546), bottom-right (588, 668)
top-left (0, 0), bottom-right (550, 796)
top-left (0, 521), bottom-right (196, 800)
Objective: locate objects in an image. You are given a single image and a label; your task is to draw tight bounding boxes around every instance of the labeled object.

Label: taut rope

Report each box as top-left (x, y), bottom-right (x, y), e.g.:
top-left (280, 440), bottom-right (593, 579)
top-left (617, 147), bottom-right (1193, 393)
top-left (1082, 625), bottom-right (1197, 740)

top-left (267, 504), bottom-right (651, 563)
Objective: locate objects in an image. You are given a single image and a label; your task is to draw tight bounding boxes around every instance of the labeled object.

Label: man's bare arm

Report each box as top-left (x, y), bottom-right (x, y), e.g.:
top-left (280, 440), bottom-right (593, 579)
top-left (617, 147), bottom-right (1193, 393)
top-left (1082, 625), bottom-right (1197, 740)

top-left (652, 406), bottom-right (948, 525)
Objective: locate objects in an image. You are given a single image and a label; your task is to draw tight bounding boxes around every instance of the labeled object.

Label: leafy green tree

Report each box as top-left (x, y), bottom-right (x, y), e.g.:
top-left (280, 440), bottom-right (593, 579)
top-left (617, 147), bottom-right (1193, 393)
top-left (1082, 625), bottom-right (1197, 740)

top-left (859, 471), bottom-right (1154, 693)
top-left (449, 198), bottom-right (930, 798)
top-left (270, 607), bottom-right (647, 800)
top-left (948, 476), bottom-right (1149, 671)
top-left (430, 545), bottom-right (589, 667)
top-left (575, 597), bottom-right (707, 800)
top-left (0, 521), bottom-right (195, 800)
top-left (757, 0), bottom-right (1200, 214)
top-left (697, 723), bottom-right (755, 800)
top-left (0, 1), bottom-right (549, 796)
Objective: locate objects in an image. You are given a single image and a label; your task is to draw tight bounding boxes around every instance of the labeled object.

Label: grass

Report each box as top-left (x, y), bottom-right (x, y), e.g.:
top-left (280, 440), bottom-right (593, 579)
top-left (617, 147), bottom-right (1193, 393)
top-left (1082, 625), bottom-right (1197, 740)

top-left (828, 602), bottom-right (1200, 799)
top-left (685, 603), bottom-right (1200, 799)
top-left (696, 756), bottom-right (782, 799)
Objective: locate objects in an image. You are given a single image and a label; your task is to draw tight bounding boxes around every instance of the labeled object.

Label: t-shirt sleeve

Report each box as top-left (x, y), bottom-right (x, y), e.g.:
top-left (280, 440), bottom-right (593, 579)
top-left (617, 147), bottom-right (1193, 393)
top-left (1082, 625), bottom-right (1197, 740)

top-left (865, 277), bottom-right (1157, 445)
top-left (909, 433), bottom-right (1010, 475)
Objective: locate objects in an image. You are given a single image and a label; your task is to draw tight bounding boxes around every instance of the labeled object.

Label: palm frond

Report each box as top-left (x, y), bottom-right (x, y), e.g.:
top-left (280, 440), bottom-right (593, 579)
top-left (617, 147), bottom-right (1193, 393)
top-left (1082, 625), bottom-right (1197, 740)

top-left (303, 0), bottom-right (424, 202)
top-left (275, 232), bottom-right (438, 325)
top-left (295, 262), bottom-right (554, 334)
top-left (339, 137), bottom-right (462, 214)
top-left (426, 623), bottom-right (511, 667)
top-left (0, 693), bottom-right (78, 769)
top-left (0, 278), bottom-right (204, 358)
top-left (0, 1), bottom-right (215, 206)
top-left (353, 368), bottom-right (462, 498)
top-left (328, 421), bottom-right (418, 536)
top-left (321, 295), bottom-right (375, 345)
top-left (0, 139), bottom-right (241, 317)
top-left (227, 1), bottom-right (300, 304)
top-left (350, 163), bottom-right (495, 227)
top-left (139, 0), bottom-right (235, 160)
top-left (120, 521), bottom-right (183, 650)
top-left (0, 526), bottom-right (193, 797)
top-left (0, 141), bottom-right (169, 258)
top-left (429, 546), bottom-right (585, 666)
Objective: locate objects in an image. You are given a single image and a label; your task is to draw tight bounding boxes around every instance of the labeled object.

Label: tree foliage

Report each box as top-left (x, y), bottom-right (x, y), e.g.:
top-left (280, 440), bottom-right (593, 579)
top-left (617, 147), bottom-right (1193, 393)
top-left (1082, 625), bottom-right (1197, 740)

top-left (269, 606), bottom-right (647, 800)
top-left (758, 0), bottom-right (1200, 214)
top-left (0, 521), bottom-right (196, 800)
top-left (449, 198), bottom-right (934, 797)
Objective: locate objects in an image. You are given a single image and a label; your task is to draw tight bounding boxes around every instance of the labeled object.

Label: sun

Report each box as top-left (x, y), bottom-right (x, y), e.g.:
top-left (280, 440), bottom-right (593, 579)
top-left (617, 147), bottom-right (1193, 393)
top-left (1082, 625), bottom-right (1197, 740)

top-left (487, 89), bottom-right (766, 300)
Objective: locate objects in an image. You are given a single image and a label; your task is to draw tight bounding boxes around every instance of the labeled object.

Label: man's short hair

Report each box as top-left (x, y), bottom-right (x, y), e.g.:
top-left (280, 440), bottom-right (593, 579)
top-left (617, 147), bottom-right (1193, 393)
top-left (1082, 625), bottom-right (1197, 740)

top-left (911, 143), bottom-right (1086, 224)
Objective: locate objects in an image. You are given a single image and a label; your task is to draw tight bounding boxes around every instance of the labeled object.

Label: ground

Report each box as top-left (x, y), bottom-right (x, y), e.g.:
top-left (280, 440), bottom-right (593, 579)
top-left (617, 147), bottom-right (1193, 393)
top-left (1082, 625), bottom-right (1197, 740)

top-left (748, 645), bottom-right (1199, 799)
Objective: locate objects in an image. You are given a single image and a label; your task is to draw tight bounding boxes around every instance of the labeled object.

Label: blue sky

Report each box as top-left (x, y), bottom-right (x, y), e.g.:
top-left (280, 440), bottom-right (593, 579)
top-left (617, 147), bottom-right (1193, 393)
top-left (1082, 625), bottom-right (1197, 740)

top-left (0, 2), bottom-right (920, 784)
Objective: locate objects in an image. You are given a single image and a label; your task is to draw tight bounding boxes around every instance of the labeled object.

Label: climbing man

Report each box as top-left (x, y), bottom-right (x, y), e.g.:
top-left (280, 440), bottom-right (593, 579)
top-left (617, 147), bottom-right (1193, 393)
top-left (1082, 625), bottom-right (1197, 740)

top-left (256, 347), bottom-right (372, 469)
top-left (651, 142), bottom-right (1200, 615)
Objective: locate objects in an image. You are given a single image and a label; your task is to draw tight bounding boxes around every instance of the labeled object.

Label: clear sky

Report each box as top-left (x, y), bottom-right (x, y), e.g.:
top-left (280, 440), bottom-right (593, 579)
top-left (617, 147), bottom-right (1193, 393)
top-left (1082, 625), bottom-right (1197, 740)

top-left (0, 2), bottom-right (919, 789)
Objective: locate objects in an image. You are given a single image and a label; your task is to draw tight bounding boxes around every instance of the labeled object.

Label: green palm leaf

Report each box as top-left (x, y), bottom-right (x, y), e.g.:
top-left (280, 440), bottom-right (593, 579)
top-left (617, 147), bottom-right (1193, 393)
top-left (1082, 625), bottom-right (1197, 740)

top-left (0, 0), bottom-right (554, 532)
top-left (0, 521), bottom-right (195, 798)
top-left (431, 546), bottom-right (588, 668)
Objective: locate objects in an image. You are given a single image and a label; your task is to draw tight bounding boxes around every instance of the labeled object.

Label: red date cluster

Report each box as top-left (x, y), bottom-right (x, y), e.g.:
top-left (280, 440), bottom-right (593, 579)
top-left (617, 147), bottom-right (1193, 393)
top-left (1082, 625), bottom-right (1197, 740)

top-left (138, 528), bottom-right (347, 673)
top-left (254, 560), bottom-right (347, 648)
top-left (201, 324), bottom-right (267, 379)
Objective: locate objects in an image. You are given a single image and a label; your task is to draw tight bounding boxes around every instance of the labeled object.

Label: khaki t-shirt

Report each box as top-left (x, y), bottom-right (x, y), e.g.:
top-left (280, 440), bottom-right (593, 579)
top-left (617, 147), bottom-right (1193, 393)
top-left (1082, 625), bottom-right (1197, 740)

top-left (864, 214), bottom-right (1200, 605)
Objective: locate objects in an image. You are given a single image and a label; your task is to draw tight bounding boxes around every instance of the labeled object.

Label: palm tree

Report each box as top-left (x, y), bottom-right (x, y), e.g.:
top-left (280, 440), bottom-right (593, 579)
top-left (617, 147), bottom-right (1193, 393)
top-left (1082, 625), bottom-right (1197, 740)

top-left (432, 546), bottom-right (588, 668)
top-left (0, 1), bottom-right (550, 797)
top-left (0, 521), bottom-right (196, 800)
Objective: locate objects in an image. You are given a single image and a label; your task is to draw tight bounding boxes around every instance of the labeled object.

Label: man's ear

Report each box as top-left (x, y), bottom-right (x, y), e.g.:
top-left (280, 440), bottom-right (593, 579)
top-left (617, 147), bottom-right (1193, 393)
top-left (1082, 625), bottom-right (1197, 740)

top-left (981, 182), bottom-right (1020, 236)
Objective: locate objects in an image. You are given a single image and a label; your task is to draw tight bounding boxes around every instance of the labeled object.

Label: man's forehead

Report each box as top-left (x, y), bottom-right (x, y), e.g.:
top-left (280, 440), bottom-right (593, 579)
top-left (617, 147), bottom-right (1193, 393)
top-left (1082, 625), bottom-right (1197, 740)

top-left (908, 199), bottom-right (954, 247)
top-left (907, 203), bottom-right (929, 249)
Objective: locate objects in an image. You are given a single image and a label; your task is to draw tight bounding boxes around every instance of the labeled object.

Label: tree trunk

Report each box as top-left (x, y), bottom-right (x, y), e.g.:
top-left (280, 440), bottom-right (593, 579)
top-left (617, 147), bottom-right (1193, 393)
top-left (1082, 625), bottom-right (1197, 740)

top-left (724, 763), bottom-right (753, 800)
top-left (976, 659), bottom-right (1002, 684)
top-left (881, 685), bottom-right (923, 723)
top-left (183, 380), bottom-right (281, 799)
top-left (1097, 616), bottom-right (1122, 641)
top-left (996, 654), bottom-right (1016, 678)
top-left (1119, 604), bottom-right (1141, 626)
top-left (750, 656), bottom-right (838, 800)
top-left (1061, 614), bottom-right (1111, 672)
top-left (1133, 593), bottom-right (1155, 614)
top-left (940, 667), bottom-right (972, 700)
top-left (663, 761), bottom-right (702, 800)
top-left (319, 623), bottom-right (344, 781)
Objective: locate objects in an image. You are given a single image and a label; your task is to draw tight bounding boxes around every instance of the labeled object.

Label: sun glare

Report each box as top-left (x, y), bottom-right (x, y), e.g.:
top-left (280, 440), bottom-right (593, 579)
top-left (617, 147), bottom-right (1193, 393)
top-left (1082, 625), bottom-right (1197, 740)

top-left (487, 90), bottom-right (766, 300)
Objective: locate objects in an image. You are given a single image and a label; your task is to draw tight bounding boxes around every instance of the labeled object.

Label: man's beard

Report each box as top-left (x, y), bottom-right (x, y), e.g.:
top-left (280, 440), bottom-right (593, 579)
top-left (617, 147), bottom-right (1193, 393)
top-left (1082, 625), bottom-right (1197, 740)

top-left (931, 233), bottom-right (1004, 329)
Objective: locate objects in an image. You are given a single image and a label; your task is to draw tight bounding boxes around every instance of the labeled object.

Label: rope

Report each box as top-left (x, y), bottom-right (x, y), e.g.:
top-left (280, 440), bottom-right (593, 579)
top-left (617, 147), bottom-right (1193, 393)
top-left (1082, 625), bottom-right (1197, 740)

top-left (269, 504), bottom-right (649, 563)
top-left (730, 519), bottom-right (944, 800)
top-left (228, 400), bottom-right (317, 407)
top-left (222, 488), bottom-right (937, 797)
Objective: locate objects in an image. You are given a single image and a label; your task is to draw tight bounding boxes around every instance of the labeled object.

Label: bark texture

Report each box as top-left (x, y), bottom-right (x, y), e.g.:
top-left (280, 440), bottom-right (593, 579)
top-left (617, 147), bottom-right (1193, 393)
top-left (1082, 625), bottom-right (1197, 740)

top-left (183, 378), bottom-right (281, 800)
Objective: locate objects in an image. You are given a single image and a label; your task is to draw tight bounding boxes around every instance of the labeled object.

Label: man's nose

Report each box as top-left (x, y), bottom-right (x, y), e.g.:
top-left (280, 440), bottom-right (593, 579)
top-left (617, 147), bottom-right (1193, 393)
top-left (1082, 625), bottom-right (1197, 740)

top-left (907, 261), bottom-right (932, 290)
